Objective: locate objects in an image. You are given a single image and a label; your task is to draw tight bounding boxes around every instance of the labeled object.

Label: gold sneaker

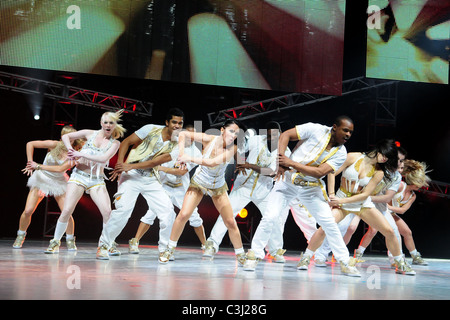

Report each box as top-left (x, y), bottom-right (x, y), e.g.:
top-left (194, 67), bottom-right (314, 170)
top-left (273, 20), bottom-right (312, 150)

top-left (395, 257), bottom-right (416, 275)
top-left (411, 252), bottom-right (428, 266)
top-left (354, 250), bottom-right (365, 263)
top-left (236, 252), bottom-right (247, 267)
top-left (296, 252), bottom-right (311, 270)
top-left (45, 239), bottom-right (61, 254)
top-left (202, 240), bottom-right (216, 258)
top-left (159, 247), bottom-right (175, 264)
top-left (13, 233), bottom-right (26, 249)
top-left (66, 237), bottom-right (77, 251)
top-left (243, 250), bottom-right (260, 271)
top-left (96, 244), bottom-right (110, 260)
top-left (340, 257), bottom-right (361, 277)
top-left (128, 238), bottom-right (139, 254)
top-left (270, 249), bottom-right (287, 263)
top-left (108, 242), bottom-right (121, 256)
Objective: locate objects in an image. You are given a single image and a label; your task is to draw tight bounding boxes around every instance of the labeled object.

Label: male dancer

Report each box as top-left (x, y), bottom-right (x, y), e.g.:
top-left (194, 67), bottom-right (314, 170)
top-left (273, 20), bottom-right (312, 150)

top-left (243, 116), bottom-right (360, 277)
top-left (96, 108), bottom-right (184, 260)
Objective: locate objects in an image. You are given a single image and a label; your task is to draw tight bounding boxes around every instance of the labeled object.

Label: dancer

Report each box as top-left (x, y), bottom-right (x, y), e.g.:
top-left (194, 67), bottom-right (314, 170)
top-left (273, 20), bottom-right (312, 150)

top-left (128, 124), bottom-right (206, 254)
top-left (203, 121), bottom-right (291, 261)
top-left (300, 139), bottom-right (416, 275)
top-left (359, 159), bottom-right (431, 265)
top-left (243, 116), bottom-right (360, 277)
top-left (44, 110), bottom-right (125, 254)
top-left (97, 108), bottom-right (184, 260)
top-left (13, 126), bottom-right (83, 249)
top-left (315, 147), bottom-right (407, 265)
top-left (389, 159), bottom-right (431, 265)
top-left (159, 120), bottom-right (246, 265)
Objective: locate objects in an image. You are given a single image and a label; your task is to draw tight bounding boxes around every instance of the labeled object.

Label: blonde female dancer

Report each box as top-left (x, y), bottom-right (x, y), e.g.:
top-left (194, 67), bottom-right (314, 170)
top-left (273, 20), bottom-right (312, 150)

top-left (45, 110), bottom-right (125, 254)
top-left (388, 159), bottom-right (431, 264)
top-left (13, 126), bottom-right (83, 249)
top-left (159, 120), bottom-right (246, 265)
top-left (298, 139), bottom-right (416, 275)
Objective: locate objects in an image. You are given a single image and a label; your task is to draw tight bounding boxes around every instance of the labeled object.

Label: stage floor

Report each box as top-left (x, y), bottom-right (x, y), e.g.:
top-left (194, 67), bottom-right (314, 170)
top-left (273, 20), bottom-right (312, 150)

top-left (1, 239), bottom-right (449, 300)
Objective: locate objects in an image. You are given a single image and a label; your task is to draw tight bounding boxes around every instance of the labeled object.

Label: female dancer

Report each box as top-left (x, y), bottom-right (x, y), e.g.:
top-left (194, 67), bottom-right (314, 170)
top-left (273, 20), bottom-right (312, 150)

top-left (44, 110), bottom-right (125, 254)
top-left (159, 120), bottom-right (246, 265)
top-left (388, 159), bottom-right (431, 265)
top-left (298, 139), bottom-right (416, 275)
top-left (13, 126), bottom-right (83, 249)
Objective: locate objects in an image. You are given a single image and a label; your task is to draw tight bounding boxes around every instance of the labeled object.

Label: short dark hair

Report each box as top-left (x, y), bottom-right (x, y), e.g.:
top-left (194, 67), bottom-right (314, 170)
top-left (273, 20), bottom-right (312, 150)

top-left (166, 108), bottom-right (184, 122)
top-left (334, 115), bottom-right (353, 127)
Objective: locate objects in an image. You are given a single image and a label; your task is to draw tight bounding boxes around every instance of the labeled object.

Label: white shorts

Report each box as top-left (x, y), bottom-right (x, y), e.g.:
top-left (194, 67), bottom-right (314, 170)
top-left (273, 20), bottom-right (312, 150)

top-left (68, 168), bottom-right (105, 194)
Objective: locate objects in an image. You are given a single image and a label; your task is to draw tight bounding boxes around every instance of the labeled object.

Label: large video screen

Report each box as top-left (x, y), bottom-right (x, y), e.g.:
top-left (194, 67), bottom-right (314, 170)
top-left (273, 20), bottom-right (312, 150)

top-left (366, 0), bottom-right (450, 84)
top-left (0, 0), bottom-right (346, 95)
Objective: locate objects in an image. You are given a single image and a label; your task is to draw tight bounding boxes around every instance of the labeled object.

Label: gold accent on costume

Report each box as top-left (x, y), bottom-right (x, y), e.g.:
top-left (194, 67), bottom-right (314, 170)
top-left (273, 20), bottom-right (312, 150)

top-left (189, 178), bottom-right (228, 197)
top-left (291, 131), bottom-right (339, 186)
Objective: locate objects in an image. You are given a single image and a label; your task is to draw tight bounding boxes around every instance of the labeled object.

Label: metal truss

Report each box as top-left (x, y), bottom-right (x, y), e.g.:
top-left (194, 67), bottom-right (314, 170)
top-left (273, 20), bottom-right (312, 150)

top-left (0, 71), bottom-right (153, 117)
top-left (419, 180), bottom-right (450, 199)
top-left (207, 77), bottom-right (399, 127)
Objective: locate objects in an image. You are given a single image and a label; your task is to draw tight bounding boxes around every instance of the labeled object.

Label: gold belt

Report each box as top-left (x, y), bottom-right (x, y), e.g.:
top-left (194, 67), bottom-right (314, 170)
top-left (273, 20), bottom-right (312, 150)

top-left (292, 177), bottom-right (321, 187)
top-left (164, 181), bottom-right (183, 188)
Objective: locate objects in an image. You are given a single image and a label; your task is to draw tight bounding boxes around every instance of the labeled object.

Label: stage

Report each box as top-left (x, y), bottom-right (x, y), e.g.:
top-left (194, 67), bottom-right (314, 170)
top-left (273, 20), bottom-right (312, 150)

top-left (1, 239), bottom-right (449, 301)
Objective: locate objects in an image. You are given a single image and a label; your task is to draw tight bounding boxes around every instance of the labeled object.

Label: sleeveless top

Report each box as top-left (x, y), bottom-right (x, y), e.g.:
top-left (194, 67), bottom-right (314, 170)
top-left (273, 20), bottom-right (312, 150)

top-left (191, 136), bottom-right (230, 190)
top-left (77, 130), bottom-right (114, 179)
top-left (391, 181), bottom-right (414, 208)
top-left (340, 154), bottom-right (375, 195)
top-left (336, 154), bottom-right (376, 212)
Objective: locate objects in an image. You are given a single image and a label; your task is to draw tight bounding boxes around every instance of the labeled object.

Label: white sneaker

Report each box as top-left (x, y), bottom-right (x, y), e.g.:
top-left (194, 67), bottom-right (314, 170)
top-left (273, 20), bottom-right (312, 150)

top-left (159, 247), bottom-right (175, 264)
top-left (108, 242), bottom-right (121, 256)
top-left (13, 233), bottom-right (26, 249)
top-left (340, 258), bottom-right (361, 277)
top-left (128, 238), bottom-right (139, 254)
top-left (202, 240), bottom-right (216, 258)
top-left (243, 250), bottom-right (260, 271)
top-left (270, 249), bottom-right (286, 263)
top-left (296, 252), bottom-right (311, 270)
top-left (314, 258), bottom-right (327, 267)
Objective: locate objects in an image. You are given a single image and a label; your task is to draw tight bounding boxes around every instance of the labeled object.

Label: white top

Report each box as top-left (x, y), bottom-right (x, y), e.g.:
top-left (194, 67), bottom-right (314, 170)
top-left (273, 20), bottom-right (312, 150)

top-left (159, 143), bottom-right (202, 188)
top-left (191, 136), bottom-right (231, 190)
top-left (233, 134), bottom-right (291, 196)
top-left (286, 122), bottom-right (347, 183)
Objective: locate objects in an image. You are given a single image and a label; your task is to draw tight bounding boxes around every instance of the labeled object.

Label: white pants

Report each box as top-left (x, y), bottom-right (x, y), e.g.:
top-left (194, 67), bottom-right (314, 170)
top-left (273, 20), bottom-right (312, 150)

top-left (250, 180), bottom-right (350, 263)
top-left (162, 183), bottom-right (203, 228)
top-left (290, 203), bottom-right (318, 243)
top-left (99, 170), bottom-right (175, 252)
top-left (208, 184), bottom-right (283, 253)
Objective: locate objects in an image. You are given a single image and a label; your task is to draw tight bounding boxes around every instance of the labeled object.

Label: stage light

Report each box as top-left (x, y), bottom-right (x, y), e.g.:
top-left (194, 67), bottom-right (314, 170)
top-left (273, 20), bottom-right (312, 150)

top-left (395, 141), bottom-right (401, 147)
top-left (34, 114), bottom-right (40, 120)
top-left (238, 208), bottom-right (248, 219)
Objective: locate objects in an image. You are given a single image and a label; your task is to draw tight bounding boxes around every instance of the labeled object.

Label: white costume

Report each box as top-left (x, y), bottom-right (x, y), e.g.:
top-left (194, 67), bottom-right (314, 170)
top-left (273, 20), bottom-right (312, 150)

top-left (27, 152), bottom-right (68, 196)
top-left (156, 143), bottom-right (204, 228)
top-left (98, 124), bottom-right (177, 252)
top-left (208, 135), bottom-right (287, 253)
top-left (249, 122), bottom-right (350, 262)
top-left (315, 169), bottom-right (403, 261)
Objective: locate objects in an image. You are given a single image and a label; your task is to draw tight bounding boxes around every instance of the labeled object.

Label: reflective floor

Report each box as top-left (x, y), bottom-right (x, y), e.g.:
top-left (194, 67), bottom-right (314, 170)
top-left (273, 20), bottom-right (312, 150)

top-left (1, 239), bottom-right (449, 300)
